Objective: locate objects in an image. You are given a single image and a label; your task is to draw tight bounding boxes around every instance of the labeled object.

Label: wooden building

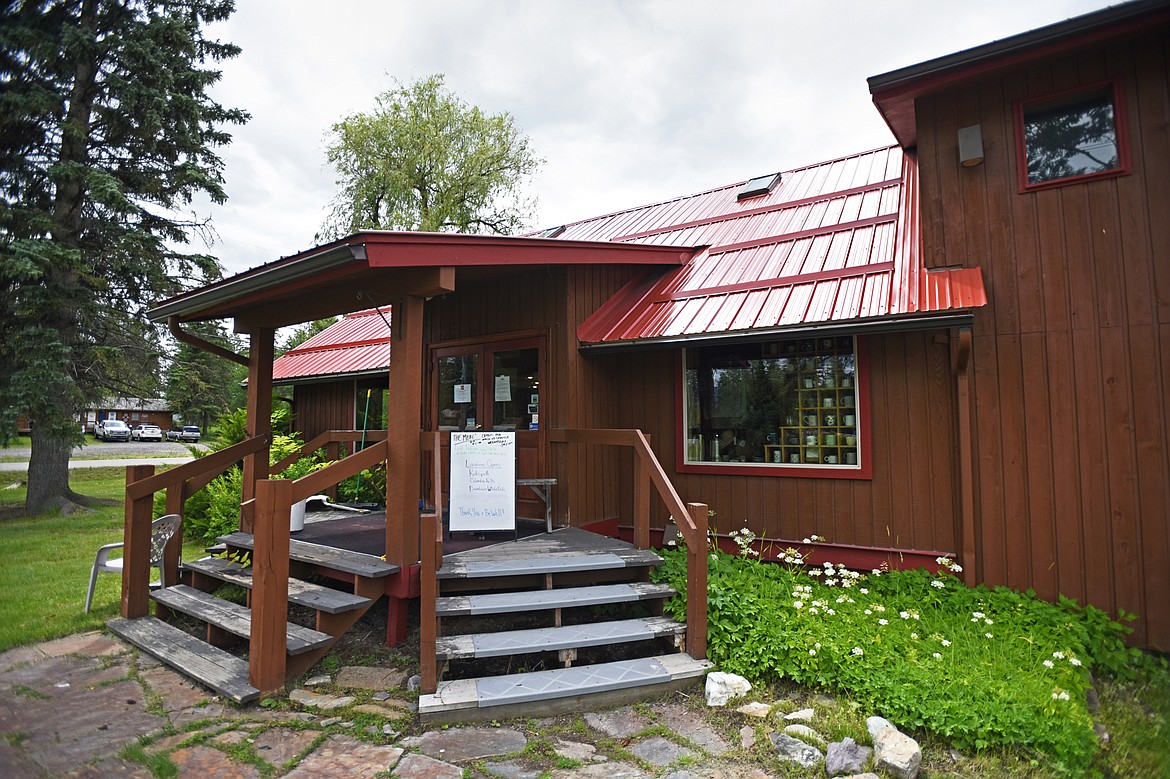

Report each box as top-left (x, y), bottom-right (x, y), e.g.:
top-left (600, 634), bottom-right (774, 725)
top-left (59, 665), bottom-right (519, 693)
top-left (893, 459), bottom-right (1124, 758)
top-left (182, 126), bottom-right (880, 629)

top-left (116, 0), bottom-right (1167, 707)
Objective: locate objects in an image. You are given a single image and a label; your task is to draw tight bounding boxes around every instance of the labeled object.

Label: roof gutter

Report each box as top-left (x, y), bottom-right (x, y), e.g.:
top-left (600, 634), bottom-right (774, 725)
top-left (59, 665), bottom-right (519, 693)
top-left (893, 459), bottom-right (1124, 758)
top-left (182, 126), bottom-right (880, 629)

top-left (168, 316), bottom-right (249, 367)
top-left (147, 243), bottom-right (367, 323)
top-left (577, 311), bottom-right (977, 354)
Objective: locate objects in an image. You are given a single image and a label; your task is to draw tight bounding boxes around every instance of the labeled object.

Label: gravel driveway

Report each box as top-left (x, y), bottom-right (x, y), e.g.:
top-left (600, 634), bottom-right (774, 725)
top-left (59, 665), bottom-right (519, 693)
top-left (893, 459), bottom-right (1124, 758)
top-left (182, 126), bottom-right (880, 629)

top-left (74, 440), bottom-right (207, 457)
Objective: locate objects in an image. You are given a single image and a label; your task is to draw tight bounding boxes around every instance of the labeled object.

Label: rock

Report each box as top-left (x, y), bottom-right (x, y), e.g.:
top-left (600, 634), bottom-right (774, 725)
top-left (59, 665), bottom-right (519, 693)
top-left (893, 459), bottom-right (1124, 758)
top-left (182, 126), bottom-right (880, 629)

top-left (704, 672), bottom-right (752, 707)
top-left (825, 737), bottom-right (871, 776)
top-left (735, 701), bottom-right (772, 718)
top-left (648, 701), bottom-right (731, 755)
top-left (585, 707), bottom-right (650, 738)
top-left (288, 689), bottom-right (355, 710)
top-left (783, 707), bottom-right (814, 721)
top-left (406, 674), bottom-right (422, 691)
top-left (413, 726), bottom-right (527, 762)
top-left (1094, 722), bottom-right (1111, 744)
top-left (630, 736), bottom-right (695, 766)
top-left (739, 725), bottom-right (756, 750)
top-left (769, 732), bottom-right (823, 768)
top-left (865, 716), bottom-right (894, 740)
top-left (552, 738), bottom-right (602, 762)
top-left (783, 724), bottom-right (824, 743)
top-left (372, 690), bottom-right (390, 701)
top-left (872, 725), bottom-right (921, 779)
top-left (335, 666), bottom-right (407, 691)
top-left (303, 675), bottom-right (331, 686)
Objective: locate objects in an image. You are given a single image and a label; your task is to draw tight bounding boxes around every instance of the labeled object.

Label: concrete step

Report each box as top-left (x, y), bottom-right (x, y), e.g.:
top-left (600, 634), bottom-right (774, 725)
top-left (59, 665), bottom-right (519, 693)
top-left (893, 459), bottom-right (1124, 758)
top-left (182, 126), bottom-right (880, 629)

top-left (437, 549), bottom-right (663, 580)
top-left (436, 616), bottom-right (685, 661)
top-left (418, 653), bottom-right (712, 722)
top-left (435, 582), bottom-right (676, 617)
top-left (218, 531), bottom-right (398, 578)
top-left (108, 616), bottom-right (259, 704)
top-left (151, 585), bottom-right (334, 655)
top-left (183, 556), bottom-right (372, 614)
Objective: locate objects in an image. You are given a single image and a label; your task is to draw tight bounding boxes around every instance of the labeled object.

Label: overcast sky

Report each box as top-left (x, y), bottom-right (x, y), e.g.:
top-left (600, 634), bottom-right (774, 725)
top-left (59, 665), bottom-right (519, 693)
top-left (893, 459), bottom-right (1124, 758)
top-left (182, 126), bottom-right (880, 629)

top-left (193, 0), bottom-right (1109, 276)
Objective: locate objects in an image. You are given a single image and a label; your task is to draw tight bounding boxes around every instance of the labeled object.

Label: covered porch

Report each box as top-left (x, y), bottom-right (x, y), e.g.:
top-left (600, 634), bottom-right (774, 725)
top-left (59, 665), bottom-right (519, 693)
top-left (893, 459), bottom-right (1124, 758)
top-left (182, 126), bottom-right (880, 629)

top-left (113, 231), bottom-right (711, 711)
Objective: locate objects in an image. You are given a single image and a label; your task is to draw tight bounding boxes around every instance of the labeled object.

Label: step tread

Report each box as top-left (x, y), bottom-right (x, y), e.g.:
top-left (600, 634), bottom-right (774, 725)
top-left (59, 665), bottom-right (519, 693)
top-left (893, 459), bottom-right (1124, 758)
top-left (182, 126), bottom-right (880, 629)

top-left (419, 653), bottom-right (712, 713)
top-left (438, 550), bottom-right (662, 580)
top-left (108, 616), bottom-right (259, 703)
top-left (151, 585), bottom-right (334, 655)
top-left (183, 557), bottom-right (372, 614)
top-left (436, 582), bottom-right (675, 616)
top-left (219, 532), bottom-right (398, 578)
top-left (436, 616), bottom-right (685, 660)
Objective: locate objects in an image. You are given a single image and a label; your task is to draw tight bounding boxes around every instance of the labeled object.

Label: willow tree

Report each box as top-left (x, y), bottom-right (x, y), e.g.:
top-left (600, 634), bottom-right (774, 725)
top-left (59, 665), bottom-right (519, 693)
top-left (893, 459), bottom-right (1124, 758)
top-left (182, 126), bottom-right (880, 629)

top-left (0, 0), bottom-right (248, 514)
top-left (319, 74), bottom-right (543, 239)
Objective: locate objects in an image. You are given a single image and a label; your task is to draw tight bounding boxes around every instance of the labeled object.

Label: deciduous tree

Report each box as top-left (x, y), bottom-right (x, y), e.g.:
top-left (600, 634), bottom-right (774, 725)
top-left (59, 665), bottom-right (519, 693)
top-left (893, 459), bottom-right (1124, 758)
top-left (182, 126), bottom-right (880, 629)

top-left (319, 74), bottom-right (542, 239)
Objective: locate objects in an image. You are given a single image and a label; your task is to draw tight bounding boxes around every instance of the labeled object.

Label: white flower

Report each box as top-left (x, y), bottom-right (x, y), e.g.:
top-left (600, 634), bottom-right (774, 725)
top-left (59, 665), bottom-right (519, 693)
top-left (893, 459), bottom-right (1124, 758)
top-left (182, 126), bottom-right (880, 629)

top-left (951, 563), bottom-right (963, 572)
top-left (899, 611), bottom-right (910, 620)
top-left (826, 608), bottom-right (836, 615)
top-left (864, 609), bottom-right (873, 615)
top-left (910, 632), bottom-right (919, 640)
top-left (972, 611), bottom-right (985, 619)
top-left (933, 652), bottom-right (942, 659)
top-left (851, 647), bottom-right (864, 656)
top-left (931, 580), bottom-right (945, 589)
top-left (1051, 690), bottom-right (1071, 701)
top-left (809, 649), bottom-right (817, 656)
top-left (793, 601), bottom-right (804, 610)
top-left (873, 605), bottom-right (886, 612)
top-left (1043, 659), bottom-right (1055, 669)
top-left (808, 569), bottom-right (822, 577)
top-left (1069, 657), bottom-right (1082, 667)
top-left (941, 639), bottom-right (951, 647)
top-left (859, 587), bottom-right (869, 594)
top-left (871, 569), bottom-right (882, 575)
top-left (802, 537), bottom-right (811, 544)
top-left (878, 618), bottom-right (889, 626)
top-left (825, 578), bottom-right (837, 587)
top-left (1053, 651), bottom-right (1065, 659)
top-left (809, 607), bottom-right (819, 615)
top-left (985, 633), bottom-right (994, 639)
top-left (984, 618), bottom-right (993, 625)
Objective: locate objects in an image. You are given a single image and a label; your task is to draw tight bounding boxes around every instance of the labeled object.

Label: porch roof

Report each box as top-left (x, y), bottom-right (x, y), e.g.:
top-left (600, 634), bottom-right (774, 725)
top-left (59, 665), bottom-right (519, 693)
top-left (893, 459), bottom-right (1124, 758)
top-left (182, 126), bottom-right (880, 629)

top-left (272, 309), bottom-right (391, 384)
top-left (148, 232), bottom-right (699, 330)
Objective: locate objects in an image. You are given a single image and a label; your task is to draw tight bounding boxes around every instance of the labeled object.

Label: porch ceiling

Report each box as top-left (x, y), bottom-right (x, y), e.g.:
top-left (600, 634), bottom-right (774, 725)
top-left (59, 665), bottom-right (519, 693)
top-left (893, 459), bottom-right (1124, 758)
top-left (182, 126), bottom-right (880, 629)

top-left (148, 231), bottom-right (700, 330)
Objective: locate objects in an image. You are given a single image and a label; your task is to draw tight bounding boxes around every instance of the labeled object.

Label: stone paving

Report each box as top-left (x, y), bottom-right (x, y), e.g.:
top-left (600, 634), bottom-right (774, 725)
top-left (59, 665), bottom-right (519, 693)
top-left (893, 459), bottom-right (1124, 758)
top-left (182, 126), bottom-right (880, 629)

top-left (0, 631), bottom-right (882, 778)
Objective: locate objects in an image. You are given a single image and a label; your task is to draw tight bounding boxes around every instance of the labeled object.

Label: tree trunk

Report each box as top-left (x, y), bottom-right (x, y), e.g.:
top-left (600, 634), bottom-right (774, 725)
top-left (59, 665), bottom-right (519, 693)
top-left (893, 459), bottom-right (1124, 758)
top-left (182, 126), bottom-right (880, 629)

top-left (25, 426), bottom-right (76, 515)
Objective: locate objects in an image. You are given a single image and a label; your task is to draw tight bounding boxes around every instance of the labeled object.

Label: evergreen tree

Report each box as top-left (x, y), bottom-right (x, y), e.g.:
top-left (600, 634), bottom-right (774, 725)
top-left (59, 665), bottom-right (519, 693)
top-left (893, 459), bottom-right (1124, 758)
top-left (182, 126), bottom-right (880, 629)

top-left (164, 320), bottom-right (245, 432)
top-left (0, 0), bottom-right (248, 514)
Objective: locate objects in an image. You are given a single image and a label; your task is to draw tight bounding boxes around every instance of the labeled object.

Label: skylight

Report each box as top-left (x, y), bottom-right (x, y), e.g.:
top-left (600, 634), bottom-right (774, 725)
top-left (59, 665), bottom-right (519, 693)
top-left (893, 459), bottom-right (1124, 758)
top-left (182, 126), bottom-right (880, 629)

top-left (737, 172), bottom-right (781, 201)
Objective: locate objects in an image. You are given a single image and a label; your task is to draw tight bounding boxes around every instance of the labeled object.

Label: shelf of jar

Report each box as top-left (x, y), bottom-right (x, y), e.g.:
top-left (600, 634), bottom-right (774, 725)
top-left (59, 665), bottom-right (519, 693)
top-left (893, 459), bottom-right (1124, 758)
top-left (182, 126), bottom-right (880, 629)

top-left (765, 444), bottom-right (859, 466)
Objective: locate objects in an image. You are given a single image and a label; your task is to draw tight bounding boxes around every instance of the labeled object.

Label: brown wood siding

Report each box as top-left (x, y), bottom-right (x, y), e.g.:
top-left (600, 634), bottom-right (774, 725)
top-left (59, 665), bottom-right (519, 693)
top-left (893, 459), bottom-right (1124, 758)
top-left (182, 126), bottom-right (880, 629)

top-left (290, 381), bottom-right (355, 441)
top-left (914, 27), bottom-right (1170, 648)
top-left (594, 332), bottom-right (958, 555)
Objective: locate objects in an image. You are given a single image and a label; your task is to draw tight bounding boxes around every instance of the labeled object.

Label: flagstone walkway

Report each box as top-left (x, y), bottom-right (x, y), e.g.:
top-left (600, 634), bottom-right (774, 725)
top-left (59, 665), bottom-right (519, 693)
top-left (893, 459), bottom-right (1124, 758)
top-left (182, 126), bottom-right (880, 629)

top-left (0, 632), bottom-right (789, 779)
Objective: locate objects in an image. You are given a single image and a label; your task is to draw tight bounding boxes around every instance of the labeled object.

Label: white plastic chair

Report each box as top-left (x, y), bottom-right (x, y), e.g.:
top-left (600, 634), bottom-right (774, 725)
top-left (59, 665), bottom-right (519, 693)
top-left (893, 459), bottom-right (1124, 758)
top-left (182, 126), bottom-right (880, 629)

top-left (84, 514), bottom-right (182, 613)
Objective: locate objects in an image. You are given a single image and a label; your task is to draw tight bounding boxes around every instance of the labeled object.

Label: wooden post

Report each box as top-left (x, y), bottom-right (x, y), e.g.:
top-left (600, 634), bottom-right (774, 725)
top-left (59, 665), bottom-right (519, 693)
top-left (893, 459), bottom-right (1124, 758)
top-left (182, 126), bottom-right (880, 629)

top-left (385, 295), bottom-right (424, 569)
top-left (241, 327), bottom-right (275, 533)
top-left (162, 483), bottom-right (185, 590)
top-left (122, 465), bottom-right (155, 619)
top-left (419, 511), bottom-right (439, 694)
top-left (955, 328), bottom-right (977, 587)
top-left (633, 453), bottom-right (650, 550)
top-left (686, 502), bottom-right (708, 660)
top-left (249, 478), bottom-right (290, 697)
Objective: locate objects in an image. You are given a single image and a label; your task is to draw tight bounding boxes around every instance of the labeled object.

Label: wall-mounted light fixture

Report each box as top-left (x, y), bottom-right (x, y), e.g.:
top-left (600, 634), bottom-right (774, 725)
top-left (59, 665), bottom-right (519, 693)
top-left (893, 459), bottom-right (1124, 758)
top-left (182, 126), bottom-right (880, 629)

top-left (958, 124), bottom-right (984, 167)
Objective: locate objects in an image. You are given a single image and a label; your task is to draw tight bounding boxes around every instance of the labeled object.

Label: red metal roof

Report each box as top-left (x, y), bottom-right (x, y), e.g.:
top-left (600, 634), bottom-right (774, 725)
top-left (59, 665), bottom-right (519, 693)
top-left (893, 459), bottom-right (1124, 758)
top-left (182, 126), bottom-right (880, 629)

top-left (272, 309), bottom-right (391, 383)
top-left (576, 147), bottom-right (986, 346)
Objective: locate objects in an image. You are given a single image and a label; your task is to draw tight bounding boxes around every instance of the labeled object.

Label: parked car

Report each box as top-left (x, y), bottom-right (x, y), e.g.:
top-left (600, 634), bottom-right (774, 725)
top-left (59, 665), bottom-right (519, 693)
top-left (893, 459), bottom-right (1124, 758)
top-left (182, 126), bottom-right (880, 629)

top-left (166, 425), bottom-right (201, 442)
top-left (94, 419), bottom-right (131, 441)
top-left (130, 424), bottom-right (163, 442)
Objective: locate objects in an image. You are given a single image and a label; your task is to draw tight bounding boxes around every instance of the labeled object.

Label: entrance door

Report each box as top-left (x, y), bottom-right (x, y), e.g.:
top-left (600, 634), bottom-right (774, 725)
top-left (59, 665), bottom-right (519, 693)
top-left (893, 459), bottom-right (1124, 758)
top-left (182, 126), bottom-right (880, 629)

top-left (430, 337), bottom-right (546, 523)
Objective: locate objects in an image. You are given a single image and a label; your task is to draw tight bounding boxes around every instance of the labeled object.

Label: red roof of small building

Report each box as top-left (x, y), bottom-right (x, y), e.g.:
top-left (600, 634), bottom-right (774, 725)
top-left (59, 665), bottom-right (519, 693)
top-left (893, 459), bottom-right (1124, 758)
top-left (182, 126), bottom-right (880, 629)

top-left (574, 146), bottom-right (986, 347)
top-left (272, 309), bottom-right (391, 383)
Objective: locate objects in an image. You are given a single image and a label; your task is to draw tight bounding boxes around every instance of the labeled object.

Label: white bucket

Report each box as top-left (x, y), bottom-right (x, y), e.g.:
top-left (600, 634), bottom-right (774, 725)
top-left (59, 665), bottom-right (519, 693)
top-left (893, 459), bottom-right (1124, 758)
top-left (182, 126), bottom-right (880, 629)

top-left (290, 499), bottom-right (307, 532)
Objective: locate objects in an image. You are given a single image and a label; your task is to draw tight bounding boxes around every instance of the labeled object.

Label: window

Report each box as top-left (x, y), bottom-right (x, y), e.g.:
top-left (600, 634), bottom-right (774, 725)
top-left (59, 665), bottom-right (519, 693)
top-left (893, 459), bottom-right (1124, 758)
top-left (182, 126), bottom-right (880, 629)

top-left (683, 336), bottom-right (861, 471)
top-left (1017, 81), bottom-right (1127, 190)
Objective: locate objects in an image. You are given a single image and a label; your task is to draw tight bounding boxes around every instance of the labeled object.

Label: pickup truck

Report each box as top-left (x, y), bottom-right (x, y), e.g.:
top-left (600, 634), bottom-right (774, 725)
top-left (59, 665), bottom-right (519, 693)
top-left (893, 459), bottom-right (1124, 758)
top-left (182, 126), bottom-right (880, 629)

top-left (94, 419), bottom-right (131, 441)
top-left (166, 425), bottom-right (202, 442)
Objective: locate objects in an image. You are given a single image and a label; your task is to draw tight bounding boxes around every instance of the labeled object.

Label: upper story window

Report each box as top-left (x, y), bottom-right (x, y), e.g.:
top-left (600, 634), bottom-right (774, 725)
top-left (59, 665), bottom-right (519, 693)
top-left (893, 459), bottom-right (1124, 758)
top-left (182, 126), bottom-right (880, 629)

top-left (682, 336), bottom-right (864, 476)
top-left (1016, 80), bottom-right (1129, 191)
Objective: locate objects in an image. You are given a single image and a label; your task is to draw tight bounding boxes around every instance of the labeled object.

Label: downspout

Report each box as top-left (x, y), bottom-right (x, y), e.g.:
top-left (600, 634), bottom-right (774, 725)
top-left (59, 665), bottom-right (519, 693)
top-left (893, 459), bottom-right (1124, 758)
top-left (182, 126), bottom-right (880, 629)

top-left (168, 316), bottom-right (249, 366)
top-left (955, 326), bottom-right (976, 586)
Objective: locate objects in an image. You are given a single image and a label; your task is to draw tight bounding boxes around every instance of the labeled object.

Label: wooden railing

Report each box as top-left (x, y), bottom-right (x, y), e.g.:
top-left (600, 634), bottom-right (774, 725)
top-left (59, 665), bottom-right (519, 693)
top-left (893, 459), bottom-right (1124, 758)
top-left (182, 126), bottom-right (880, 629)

top-left (550, 428), bottom-right (708, 660)
top-left (121, 430), bottom-right (393, 697)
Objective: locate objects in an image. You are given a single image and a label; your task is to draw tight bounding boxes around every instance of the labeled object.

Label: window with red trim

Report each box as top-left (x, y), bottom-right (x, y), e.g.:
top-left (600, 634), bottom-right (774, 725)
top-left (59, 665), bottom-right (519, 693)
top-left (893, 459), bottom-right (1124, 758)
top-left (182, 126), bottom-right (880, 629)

top-left (1016, 80), bottom-right (1128, 190)
top-left (682, 336), bottom-right (861, 470)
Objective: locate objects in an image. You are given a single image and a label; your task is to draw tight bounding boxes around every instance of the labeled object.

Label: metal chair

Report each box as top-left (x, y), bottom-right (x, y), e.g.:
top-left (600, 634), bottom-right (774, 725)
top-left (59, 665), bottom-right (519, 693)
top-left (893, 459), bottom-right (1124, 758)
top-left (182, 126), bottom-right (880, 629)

top-left (84, 513), bottom-right (182, 613)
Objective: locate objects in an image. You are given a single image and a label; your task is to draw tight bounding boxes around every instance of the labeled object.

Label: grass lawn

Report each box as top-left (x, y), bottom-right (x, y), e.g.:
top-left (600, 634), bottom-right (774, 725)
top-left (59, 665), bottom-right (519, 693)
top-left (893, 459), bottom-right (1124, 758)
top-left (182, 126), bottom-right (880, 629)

top-left (0, 467), bottom-right (207, 650)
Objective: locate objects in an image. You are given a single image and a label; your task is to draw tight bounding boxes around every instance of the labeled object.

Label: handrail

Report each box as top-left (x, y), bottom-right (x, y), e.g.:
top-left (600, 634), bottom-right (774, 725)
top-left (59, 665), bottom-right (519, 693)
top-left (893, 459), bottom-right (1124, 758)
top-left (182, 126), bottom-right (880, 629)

top-left (125, 435), bottom-right (269, 501)
top-left (270, 429), bottom-right (388, 475)
top-left (549, 428), bottom-right (707, 659)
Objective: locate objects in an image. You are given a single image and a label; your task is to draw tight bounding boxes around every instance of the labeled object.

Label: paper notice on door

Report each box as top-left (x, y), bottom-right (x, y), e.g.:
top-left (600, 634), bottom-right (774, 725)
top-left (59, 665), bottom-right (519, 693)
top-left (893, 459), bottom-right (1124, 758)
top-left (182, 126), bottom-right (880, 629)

top-left (453, 383), bottom-right (471, 404)
top-left (494, 375), bottom-right (511, 401)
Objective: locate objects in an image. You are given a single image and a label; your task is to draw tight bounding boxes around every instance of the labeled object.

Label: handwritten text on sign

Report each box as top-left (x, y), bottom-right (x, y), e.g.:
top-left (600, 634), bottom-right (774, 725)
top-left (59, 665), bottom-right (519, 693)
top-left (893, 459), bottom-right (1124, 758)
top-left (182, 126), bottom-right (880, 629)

top-left (449, 431), bottom-right (516, 531)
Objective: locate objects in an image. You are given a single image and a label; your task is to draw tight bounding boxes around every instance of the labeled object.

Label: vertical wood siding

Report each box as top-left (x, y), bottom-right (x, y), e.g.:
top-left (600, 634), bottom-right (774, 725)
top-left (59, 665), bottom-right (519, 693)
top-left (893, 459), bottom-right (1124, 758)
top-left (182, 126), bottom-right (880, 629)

top-left (290, 381), bottom-right (355, 441)
top-left (915, 29), bottom-right (1170, 648)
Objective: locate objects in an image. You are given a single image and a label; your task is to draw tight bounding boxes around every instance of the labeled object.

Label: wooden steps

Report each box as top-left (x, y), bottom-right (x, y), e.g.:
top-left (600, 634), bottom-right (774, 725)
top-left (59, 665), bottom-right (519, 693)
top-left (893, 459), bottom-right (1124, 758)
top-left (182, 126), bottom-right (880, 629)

top-left (435, 616), bottom-right (685, 661)
top-left (108, 616), bottom-right (259, 703)
top-left (420, 527), bottom-right (707, 721)
top-left (151, 585), bottom-right (334, 655)
top-left (183, 556), bottom-right (372, 614)
top-left (420, 653), bottom-right (712, 722)
top-left (219, 532), bottom-right (398, 578)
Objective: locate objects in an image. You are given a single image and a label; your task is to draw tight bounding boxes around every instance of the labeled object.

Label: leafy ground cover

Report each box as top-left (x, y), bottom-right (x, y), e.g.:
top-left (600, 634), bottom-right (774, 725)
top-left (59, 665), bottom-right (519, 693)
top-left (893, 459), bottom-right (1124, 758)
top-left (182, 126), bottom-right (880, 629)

top-left (0, 467), bottom-right (207, 649)
top-left (654, 537), bottom-right (1169, 777)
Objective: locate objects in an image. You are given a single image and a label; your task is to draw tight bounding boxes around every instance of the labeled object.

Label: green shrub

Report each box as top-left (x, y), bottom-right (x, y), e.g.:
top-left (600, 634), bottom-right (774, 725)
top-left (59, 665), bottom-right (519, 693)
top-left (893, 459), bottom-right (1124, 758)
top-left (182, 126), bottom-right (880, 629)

top-left (653, 545), bottom-right (1151, 775)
